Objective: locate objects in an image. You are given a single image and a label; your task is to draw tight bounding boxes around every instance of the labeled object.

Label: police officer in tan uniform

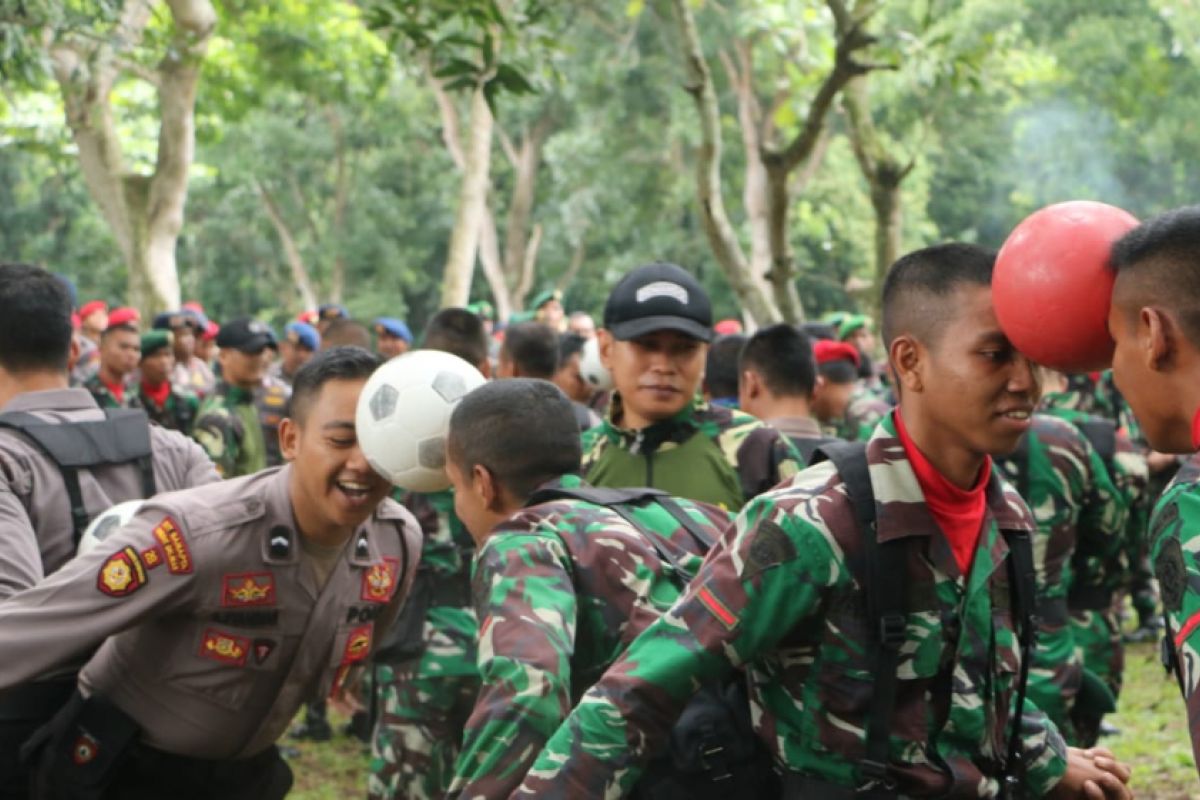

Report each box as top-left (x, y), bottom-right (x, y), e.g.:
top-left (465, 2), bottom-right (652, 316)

top-left (0, 346), bottom-right (423, 800)
top-left (0, 264), bottom-right (220, 800)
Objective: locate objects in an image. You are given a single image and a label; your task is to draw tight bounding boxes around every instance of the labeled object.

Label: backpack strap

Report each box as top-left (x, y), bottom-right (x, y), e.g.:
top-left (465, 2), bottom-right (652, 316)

top-left (789, 436), bottom-right (839, 468)
top-left (1000, 526), bottom-right (1037, 792)
top-left (811, 441), bottom-right (903, 790)
top-left (524, 484), bottom-right (710, 581)
top-left (0, 409), bottom-right (156, 547)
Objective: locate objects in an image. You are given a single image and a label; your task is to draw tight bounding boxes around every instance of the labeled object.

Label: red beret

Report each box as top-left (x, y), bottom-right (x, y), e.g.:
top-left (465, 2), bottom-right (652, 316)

top-left (714, 318), bottom-right (743, 336)
top-left (79, 300), bottom-right (107, 319)
top-left (202, 320), bottom-right (220, 342)
top-left (182, 300), bottom-right (206, 315)
top-left (106, 307), bottom-right (140, 330)
top-left (813, 340), bottom-right (861, 368)
top-left (296, 309), bottom-right (319, 326)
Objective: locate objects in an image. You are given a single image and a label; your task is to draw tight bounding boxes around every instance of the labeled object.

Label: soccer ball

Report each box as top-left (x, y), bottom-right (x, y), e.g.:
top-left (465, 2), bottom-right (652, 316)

top-left (579, 337), bottom-right (613, 392)
top-left (356, 349), bottom-right (487, 492)
top-left (79, 499), bottom-right (144, 556)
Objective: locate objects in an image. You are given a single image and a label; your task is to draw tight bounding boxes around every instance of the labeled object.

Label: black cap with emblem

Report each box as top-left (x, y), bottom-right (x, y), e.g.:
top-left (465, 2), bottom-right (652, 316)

top-left (603, 262), bottom-right (713, 343)
top-left (216, 317), bottom-right (277, 354)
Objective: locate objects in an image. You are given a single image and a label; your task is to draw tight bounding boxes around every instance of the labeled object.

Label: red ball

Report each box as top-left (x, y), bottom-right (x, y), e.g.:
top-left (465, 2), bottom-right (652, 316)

top-left (994, 201), bottom-right (1139, 373)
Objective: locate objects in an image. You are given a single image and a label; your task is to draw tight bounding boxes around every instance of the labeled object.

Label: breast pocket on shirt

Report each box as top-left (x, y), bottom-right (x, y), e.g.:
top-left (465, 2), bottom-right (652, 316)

top-left (163, 625), bottom-right (267, 711)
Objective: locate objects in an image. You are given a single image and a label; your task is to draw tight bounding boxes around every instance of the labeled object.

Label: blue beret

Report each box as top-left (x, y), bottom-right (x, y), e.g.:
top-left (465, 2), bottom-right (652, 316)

top-left (374, 317), bottom-right (413, 343)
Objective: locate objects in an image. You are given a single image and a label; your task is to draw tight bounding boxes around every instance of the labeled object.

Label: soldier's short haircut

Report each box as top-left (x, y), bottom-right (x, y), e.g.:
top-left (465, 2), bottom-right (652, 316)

top-left (740, 324), bottom-right (816, 398)
top-left (289, 346), bottom-right (383, 423)
top-left (501, 322), bottom-right (559, 379)
top-left (1110, 205), bottom-right (1200, 346)
top-left (704, 334), bottom-right (746, 399)
top-left (423, 308), bottom-right (489, 369)
top-left (881, 243), bottom-right (996, 349)
top-left (321, 319), bottom-right (373, 351)
top-left (448, 379), bottom-right (582, 501)
top-left (0, 263), bottom-right (74, 374)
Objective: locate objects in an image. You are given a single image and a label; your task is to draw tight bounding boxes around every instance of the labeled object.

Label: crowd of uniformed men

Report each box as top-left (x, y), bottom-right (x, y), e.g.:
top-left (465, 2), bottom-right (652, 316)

top-left (9, 207), bottom-right (1200, 798)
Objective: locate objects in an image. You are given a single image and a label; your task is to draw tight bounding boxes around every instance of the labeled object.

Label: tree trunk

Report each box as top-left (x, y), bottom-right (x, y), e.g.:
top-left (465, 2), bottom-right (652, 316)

top-left (257, 181), bottom-right (319, 309)
top-left (478, 201), bottom-right (513, 320)
top-left (441, 87), bottom-right (494, 309)
top-left (500, 115), bottom-right (552, 309)
top-left (870, 178), bottom-right (902, 312)
top-left (670, 0), bottom-right (781, 326)
top-left (48, 0), bottom-right (215, 317)
top-left (325, 105), bottom-right (349, 304)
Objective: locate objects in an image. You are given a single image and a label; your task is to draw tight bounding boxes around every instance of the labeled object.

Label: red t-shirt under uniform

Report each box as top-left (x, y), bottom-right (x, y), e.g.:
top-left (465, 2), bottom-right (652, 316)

top-left (894, 410), bottom-right (991, 577)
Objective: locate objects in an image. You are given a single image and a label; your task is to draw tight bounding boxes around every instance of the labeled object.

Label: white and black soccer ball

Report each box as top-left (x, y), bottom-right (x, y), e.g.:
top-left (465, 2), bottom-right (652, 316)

top-left (356, 349), bottom-right (487, 493)
top-left (78, 499), bottom-right (144, 556)
top-left (579, 336), bottom-right (613, 392)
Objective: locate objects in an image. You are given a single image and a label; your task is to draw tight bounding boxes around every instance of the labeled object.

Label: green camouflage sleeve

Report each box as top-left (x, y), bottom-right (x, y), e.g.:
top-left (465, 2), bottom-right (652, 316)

top-left (513, 493), bottom-right (833, 798)
top-left (1150, 459), bottom-right (1200, 777)
top-left (449, 530), bottom-right (579, 797)
top-left (1077, 440), bottom-right (1130, 567)
top-left (191, 407), bottom-right (239, 478)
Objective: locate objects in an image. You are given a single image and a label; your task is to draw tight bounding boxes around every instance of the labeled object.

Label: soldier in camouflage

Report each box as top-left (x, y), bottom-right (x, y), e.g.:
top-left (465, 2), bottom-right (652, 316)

top-left (441, 378), bottom-right (731, 798)
top-left (82, 307), bottom-right (142, 410)
top-left (367, 311), bottom-right (495, 799)
top-left (192, 318), bottom-right (277, 477)
top-left (1038, 369), bottom-right (1148, 741)
top-left (515, 244), bottom-right (1132, 798)
top-left (136, 330), bottom-right (200, 433)
top-left (737, 324), bottom-right (833, 458)
top-left (993, 410), bottom-right (1128, 743)
top-left (583, 262), bottom-right (800, 510)
top-left (1106, 206), bottom-right (1200, 778)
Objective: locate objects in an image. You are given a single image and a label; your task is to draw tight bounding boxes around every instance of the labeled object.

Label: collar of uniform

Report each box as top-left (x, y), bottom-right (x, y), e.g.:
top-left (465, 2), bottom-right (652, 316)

top-left (0, 387), bottom-right (100, 414)
top-left (218, 381), bottom-right (256, 405)
top-left (600, 394), bottom-right (704, 450)
top-left (261, 464), bottom-right (300, 565)
top-left (867, 412), bottom-right (1034, 545)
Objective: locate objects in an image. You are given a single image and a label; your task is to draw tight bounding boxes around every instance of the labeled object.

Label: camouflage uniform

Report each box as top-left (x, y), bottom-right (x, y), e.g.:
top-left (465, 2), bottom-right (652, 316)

top-left (581, 395), bottom-right (801, 511)
top-left (1148, 450), bottom-right (1200, 777)
top-left (515, 414), bottom-right (1069, 798)
top-left (172, 355), bottom-right (216, 400)
top-left (836, 383), bottom-right (893, 442)
top-left (192, 382), bottom-right (267, 478)
top-left (447, 477), bottom-right (731, 797)
top-left (137, 384), bottom-right (200, 434)
top-left (369, 489), bottom-right (479, 800)
top-left (82, 372), bottom-right (140, 410)
top-left (255, 378), bottom-right (291, 468)
top-left (994, 413), bottom-right (1128, 741)
top-left (1040, 391), bottom-right (1148, 710)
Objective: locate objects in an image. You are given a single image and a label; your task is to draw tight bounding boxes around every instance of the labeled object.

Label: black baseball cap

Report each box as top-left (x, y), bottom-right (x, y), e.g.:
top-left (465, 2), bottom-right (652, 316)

top-left (216, 317), bottom-right (276, 353)
top-left (603, 262), bottom-right (713, 342)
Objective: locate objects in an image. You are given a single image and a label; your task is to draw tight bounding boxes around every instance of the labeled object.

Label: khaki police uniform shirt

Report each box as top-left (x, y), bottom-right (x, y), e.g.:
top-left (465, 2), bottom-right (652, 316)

top-left (0, 388), bottom-right (220, 597)
top-left (0, 466), bottom-right (422, 759)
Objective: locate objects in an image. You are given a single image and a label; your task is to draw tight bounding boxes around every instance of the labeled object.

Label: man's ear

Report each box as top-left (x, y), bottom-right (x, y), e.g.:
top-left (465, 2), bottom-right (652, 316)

top-left (472, 464), bottom-right (504, 512)
top-left (279, 417), bottom-right (299, 462)
top-left (597, 329), bottom-right (615, 370)
top-left (1141, 307), bottom-right (1175, 372)
top-left (889, 334), bottom-right (924, 393)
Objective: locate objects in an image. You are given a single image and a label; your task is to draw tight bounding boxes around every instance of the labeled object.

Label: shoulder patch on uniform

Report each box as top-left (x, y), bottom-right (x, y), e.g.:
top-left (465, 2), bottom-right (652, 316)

top-left (745, 520), bottom-right (796, 577)
top-left (697, 585), bottom-right (739, 630)
top-left (1157, 535), bottom-right (1187, 614)
top-left (361, 557), bottom-right (399, 603)
top-left (342, 624), bottom-right (373, 664)
top-left (97, 547), bottom-right (147, 597)
top-left (199, 628), bottom-right (249, 666)
top-left (140, 546), bottom-right (164, 570)
top-left (153, 516), bottom-right (193, 575)
top-left (222, 573), bottom-right (276, 607)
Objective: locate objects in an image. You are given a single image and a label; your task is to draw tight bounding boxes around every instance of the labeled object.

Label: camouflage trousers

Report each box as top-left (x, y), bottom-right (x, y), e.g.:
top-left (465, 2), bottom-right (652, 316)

top-left (1025, 619), bottom-right (1083, 740)
top-left (367, 621), bottom-right (480, 800)
top-left (1068, 608), bottom-right (1124, 747)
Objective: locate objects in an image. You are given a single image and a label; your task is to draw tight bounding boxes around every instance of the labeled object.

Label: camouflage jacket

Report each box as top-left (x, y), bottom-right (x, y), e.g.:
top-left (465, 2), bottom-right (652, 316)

top-left (137, 384), bottom-right (200, 434)
top-left (82, 372), bottom-right (140, 410)
top-left (1062, 371), bottom-right (1143, 445)
top-left (172, 356), bottom-right (216, 400)
top-left (516, 415), bottom-right (1068, 798)
top-left (449, 477), bottom-right (731, 798)
top-left (192, 382), bottom-right (265, 478)
top-left (255, 378), bottom-right (291, 468)
top-left (995, 414), bottom-right (1127, 609)
top-left (1149, 450), bottom-right (1200, 776)
top-left (396, 488), bottom-right (479, 677)
top-left (1039, 393), bottom-right (1148, 598)
top-left (836, 382), bottom-right (893, 442)
top-left (580, 395), bottom-right (802, 511)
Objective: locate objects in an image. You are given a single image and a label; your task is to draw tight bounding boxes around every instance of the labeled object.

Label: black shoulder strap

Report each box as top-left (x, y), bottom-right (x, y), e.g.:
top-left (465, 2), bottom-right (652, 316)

top-left (811, 441), bottom-right (904, 790)
top-left (790, 435), bottom-right (839, 467)
top-left (1077, 417), bottom-right (1117, 469)
top-left (1000, 526), bottom-right (1037, 791)
top-left (0, 409), bottom-right (157, 546)
top-left (524, 484), bottom-right (712, 580)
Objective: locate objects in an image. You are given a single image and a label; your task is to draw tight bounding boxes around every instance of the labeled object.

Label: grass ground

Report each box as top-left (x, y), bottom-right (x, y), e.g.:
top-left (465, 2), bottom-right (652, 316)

top-left (288, 641), bottom-right (1196, 798)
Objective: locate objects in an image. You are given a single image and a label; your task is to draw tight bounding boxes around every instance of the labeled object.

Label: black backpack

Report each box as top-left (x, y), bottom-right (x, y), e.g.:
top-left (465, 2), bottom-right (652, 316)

top-left (810, 442), bottom-right (1037, 797)
top-left (0, 409), bottom-right (156, 551)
